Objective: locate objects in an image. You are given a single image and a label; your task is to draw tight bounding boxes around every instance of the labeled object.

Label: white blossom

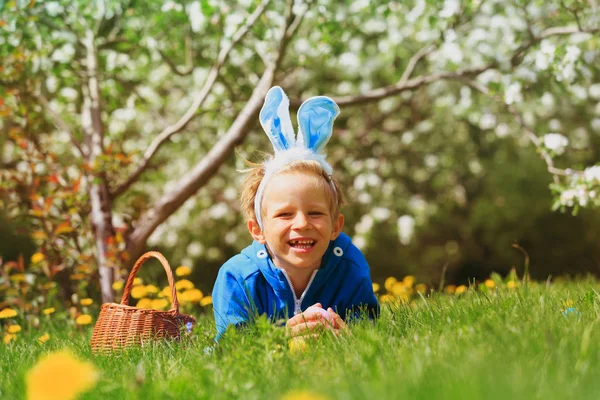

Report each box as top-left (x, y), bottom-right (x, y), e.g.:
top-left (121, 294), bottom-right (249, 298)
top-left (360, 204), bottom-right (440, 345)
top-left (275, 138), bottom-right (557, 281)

top-left (540, 92), bottom-right (555, 108)
top-left (584, 166), bottom-right (600, 183)
top-left (339, 52), bottom-right (361, 70)
top-left (350, 0), bottom-right (370, 12)
top-left (535, 51), bottom-right (550, 70)
top-left (353, 235), bottom-right (367, 250)
top-left (406, 0), bottom-right (426, 23)
top-left (495, 123), bottom-right (510, 138)
top-left (208, 203), bottom-right (230, 220)
top-left (439, 0), bottom-right (460, 18)
top-left (543, 133), bottom-right (569, 155)
top-left (358, 192), bottom-right (372, 204)
top-left (187, 2), bottom-right (206, 33)
top-left (397, 215), bottom-right (415, 245)
top-left (51, 43), bottom-right (75, 63)
top-left (479, 113), bottom-right (496, 130)
top-left (355, 215), bottom-right (374, 235)
top-left (560, 189), bottom-right (577, 207)
top-left (187, 242), bottom-right (204, 257)
top-left (505, 82), bottom-right (522, 105)
top-left (60, 88), bottom-right (78, 101)
top-left (588, 83), bottom-right (600, 100)
top-left (162, 1), bottom-right (183, 12)
top-left (371, 207), bottom-right (391, 221)
top-left (565, 45), bottom-right (581, 63)
top-left (45, 2), bottom-right (63, 16)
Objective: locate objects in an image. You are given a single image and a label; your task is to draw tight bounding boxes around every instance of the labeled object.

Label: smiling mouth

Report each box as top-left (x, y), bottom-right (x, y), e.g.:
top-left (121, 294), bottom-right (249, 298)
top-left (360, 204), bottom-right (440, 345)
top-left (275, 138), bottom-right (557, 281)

top-left (288, 239), bottom-right (316, 249)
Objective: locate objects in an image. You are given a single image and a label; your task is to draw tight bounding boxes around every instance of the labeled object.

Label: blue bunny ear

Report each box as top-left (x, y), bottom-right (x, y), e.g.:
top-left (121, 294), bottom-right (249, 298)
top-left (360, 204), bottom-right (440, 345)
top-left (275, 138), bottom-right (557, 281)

top-left (296, 96), bottom-right (340, 153)
top-left (259, 86), bottom-right (296, 152)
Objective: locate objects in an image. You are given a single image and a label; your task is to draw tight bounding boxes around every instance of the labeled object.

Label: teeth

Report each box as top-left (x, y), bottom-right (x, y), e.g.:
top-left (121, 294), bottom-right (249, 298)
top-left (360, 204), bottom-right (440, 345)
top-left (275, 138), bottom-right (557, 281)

top-left (290, 239), bottom-right (314, 246)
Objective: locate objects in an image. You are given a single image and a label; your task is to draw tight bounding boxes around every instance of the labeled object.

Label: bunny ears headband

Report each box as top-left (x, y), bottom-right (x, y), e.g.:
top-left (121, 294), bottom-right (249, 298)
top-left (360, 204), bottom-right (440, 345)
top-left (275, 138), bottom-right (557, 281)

top-left (254, 86), bottom-right (340, 230)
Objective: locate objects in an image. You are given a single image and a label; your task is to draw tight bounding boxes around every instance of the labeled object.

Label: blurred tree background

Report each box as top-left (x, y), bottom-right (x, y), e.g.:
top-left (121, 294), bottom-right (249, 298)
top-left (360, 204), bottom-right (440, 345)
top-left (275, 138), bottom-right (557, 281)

top-left (1, 0), bottom-right (600, 308)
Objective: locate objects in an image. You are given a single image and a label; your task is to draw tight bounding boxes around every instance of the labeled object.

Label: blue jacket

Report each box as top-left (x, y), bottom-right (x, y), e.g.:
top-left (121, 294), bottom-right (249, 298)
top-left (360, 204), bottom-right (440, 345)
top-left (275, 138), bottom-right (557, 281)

top-left (213, 232), bottom-right (379, 339)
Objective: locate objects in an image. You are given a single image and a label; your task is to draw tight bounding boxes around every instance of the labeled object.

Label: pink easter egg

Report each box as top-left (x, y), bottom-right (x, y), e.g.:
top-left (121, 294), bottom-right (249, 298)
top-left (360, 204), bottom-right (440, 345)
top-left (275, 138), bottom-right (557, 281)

top-left (304, 305), bottom-right (334, 323)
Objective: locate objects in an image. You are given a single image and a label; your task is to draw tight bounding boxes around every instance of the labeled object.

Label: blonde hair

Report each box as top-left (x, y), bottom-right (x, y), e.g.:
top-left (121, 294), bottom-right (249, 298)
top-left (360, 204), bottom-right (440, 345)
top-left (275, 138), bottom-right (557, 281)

top-left (240, 159), bottom-right (344, 223)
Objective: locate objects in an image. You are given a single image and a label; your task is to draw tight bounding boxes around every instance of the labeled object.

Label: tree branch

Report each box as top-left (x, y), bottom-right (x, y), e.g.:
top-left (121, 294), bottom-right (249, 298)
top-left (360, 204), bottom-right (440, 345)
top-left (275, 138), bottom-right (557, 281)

top-left (126, 0), bottom-right (305, 261)
top-left (111, 0), bottom-right (271, 199)
top-left (291, 24), bottom-right (599, 108)
top-left (398, 44), bottom-right (436, 85)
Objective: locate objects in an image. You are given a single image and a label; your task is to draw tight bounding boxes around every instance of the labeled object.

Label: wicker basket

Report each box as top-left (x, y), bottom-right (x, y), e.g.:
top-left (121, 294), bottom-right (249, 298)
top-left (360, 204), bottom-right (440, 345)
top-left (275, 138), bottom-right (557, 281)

top-left (90, 251), bottom-right (196, 353)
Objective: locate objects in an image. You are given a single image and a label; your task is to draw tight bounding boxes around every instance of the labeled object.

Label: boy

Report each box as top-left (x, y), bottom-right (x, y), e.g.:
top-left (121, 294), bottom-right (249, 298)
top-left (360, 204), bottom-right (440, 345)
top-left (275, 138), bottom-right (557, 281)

top-left (212, 87), bottom-right (379, 339)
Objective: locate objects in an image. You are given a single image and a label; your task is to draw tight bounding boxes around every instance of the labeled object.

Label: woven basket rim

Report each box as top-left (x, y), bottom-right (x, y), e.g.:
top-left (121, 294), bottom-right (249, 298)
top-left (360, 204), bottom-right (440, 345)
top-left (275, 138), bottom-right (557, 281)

top-left (99, 302), bottom-right (182, 313)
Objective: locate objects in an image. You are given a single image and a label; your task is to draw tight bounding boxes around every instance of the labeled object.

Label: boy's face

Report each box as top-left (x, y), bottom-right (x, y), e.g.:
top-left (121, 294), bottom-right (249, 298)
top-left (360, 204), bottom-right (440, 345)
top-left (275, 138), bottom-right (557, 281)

top-left (248, 171), bottom-right (344, 273)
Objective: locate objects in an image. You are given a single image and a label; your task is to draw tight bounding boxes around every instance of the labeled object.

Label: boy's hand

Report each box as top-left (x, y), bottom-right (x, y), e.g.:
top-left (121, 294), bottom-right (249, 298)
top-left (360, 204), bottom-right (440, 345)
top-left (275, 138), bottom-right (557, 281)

top-left (286, 303), bottom-right (347, 337)
top-left (326, 307), bottom-right (347, 332)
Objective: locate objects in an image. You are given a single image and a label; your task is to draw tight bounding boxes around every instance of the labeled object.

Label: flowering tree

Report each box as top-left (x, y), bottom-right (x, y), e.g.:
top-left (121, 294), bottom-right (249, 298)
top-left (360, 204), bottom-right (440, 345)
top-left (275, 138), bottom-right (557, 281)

top-left (1, 0), bottom-right (599, 305)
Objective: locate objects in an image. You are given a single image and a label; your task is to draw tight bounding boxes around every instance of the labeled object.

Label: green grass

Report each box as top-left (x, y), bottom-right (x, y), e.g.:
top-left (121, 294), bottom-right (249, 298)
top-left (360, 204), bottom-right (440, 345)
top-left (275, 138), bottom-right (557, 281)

top-left (3, 280), bottom-right (600, 399)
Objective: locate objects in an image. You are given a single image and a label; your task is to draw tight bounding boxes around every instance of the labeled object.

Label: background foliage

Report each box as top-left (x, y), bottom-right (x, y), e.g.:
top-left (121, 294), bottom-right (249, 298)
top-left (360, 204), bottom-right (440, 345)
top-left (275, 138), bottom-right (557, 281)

top-left (1, 0), bottom-right (600, 312)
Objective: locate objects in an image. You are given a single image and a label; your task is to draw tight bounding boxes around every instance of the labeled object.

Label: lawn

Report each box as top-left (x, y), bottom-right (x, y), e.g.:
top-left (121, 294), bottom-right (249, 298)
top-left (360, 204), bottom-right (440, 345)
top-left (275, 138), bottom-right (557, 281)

top-left (2, 279), bottom-right (600, 400)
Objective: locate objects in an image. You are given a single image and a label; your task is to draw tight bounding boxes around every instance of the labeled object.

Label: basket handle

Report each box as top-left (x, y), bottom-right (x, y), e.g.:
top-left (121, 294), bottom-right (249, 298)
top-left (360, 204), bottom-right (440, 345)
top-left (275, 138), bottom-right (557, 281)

top-left (120, 251), bottom-right (179, 313)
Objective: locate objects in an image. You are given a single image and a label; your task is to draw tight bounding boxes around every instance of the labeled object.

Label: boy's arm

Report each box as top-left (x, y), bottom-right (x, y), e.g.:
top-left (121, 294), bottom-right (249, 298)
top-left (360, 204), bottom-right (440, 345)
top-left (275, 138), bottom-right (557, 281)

top-left (212, 267), bottom-right (253, 339)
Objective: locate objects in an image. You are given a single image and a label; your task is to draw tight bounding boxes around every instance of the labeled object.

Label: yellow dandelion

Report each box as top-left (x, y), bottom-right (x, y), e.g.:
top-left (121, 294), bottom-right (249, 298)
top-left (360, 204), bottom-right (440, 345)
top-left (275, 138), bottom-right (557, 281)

top-left (200, 296), bottom-right (213, 307)
top-left (112, 281), bottom-right (124, 291)
top-left (506, 281), bottom-right (517, 289)
top-left (43, 307), bottom-right (55, 315)
top-left (38, 333), bottom-right (50, 344)
top-left (26, 350), bottom-right (99, 400)
top-left (180, 288), bottom-right (203, 303)
top-left (10, 274), bottom-right (27, 282)
top-left (31, 252), bottom-right (45, 264)
top-left (130, 285), bottom-right (148, 299)
top-left (75, 314), bottom-right (93, 325)
top-left (372, 283), bottom-right (380, 293)
top-left (80, 298), bottom-right (94, 306)
top-left (0, 308), bottom-right (18, 319)
top-left (158, 286), bottom-right (173, 300)
top-left (378, 294), bottom-right (393, 303)
top-left (484, 279), bottom-right (496, 289)
top-left (455, 285), bottom-right (467, 294)
top-left (288, 337), bottom-right (308, 354)
top-left (280, 390), bottom-right (328, 400)
top-left (384, 276), bottom-right (397, 292)
top-left (145, 284), bottom-right (159, 294)
top-left (175, 266), bottom-right (192, 277)
top-left (415, 283), bottom-right (427, 294)
top-left (150, 298), bottom-right (169, 310)
top-left (8, 324), bottom-right (22, 333)
top-left (444, 284), bottom-right (457, 294)
top-left (136, 298), bottom-right (152, 309)
top-left (133, 277), bottom-right (143, 285)
top-left (4, 333), bottom-right (17, 344)
top-left (391, 281), bottom-right (407, 296)
top-left (43, 282), bottom-right (56, 290)
top-left (175, 279), bottom-right (194, 291)
top-left (402, 275), bottom-right (416, 288)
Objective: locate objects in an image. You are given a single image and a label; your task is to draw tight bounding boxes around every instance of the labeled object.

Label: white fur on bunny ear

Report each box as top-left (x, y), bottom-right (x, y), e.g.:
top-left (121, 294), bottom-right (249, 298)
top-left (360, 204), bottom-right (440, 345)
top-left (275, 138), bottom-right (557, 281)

top-left (259, 86), bottom-right (296, 152)
top-left (296, 96), bottom-right (340, 153)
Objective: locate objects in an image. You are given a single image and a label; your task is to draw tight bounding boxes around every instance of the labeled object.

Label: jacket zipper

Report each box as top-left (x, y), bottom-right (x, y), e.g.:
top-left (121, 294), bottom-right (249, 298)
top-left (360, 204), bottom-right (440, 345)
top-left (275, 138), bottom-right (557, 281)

top-left (281, 269), bottom-right (319, 315)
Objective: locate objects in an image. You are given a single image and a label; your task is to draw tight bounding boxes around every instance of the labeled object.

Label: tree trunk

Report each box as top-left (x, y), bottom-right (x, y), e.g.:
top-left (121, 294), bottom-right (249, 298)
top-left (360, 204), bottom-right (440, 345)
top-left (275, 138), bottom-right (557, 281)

top-left (83, 29), bottom-right (115, 303)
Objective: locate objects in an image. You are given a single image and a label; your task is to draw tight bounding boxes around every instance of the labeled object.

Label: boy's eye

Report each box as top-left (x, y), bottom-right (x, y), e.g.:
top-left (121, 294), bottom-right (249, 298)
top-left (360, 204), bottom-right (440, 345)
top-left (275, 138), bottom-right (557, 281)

top-left (275, 212), bottom-right (292, 218)
top-left (309, 211), bottom-right (325, 216)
